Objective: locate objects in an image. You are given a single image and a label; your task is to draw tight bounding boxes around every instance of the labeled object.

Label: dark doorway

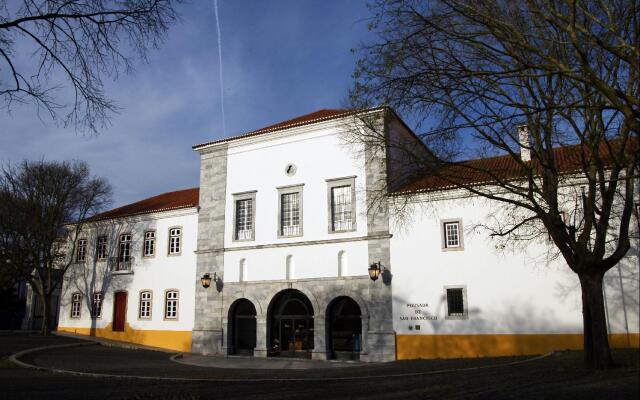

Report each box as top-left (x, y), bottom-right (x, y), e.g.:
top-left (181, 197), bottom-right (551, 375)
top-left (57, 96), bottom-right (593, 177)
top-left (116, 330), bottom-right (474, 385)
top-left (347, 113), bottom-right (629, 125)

top-left (113, 292), bottom-right (127, 332)
top-left (268, 289), bottom-right (314, 358)
top-left (327, 296), bottom-right (362, 360)
top-left (229, 299), bottom-right (257, 356)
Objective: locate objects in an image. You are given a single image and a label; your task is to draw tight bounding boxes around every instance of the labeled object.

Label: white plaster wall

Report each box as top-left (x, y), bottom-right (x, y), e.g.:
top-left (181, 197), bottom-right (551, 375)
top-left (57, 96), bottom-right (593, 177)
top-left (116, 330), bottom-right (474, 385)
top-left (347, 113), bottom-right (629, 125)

top-left (224, 241), bottom-right (369, 282)
top-left (390, 194), bottom-right (640, 336)
top-left (222, 124), bottom-right (371, 281)
top-left (58, 209), bottom-right (198, 332)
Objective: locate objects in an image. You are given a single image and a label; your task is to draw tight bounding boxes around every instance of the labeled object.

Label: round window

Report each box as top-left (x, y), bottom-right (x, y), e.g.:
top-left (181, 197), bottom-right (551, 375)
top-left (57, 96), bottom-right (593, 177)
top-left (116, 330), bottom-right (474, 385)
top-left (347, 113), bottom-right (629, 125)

top-left (285, 164), bottom-right (297, 176)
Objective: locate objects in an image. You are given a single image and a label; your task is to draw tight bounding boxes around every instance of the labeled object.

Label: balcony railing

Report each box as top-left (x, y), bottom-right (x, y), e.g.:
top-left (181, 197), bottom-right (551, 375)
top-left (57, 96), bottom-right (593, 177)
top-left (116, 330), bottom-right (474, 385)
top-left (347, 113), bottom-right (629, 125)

top-left (110, 256), bottom-right (134, 273)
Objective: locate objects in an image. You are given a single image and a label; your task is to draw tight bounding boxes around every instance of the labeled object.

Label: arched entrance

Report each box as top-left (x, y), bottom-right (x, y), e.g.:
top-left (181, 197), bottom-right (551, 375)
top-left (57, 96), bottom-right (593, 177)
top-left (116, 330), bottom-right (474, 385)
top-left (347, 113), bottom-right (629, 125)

top-left (229, 299), bottom-right (256, 356)
top-left (268, 289), bottom-right (314, 358)
top-left (327, 296), bottom-right (362, 360)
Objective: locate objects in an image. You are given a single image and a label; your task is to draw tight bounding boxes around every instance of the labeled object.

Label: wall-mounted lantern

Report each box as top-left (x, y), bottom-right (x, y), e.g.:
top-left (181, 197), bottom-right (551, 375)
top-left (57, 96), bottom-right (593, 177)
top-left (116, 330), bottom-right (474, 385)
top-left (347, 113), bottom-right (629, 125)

top-left (201, 272), bottom-right (218, 288)
top-left (368, 261), bottom-right (384, 281)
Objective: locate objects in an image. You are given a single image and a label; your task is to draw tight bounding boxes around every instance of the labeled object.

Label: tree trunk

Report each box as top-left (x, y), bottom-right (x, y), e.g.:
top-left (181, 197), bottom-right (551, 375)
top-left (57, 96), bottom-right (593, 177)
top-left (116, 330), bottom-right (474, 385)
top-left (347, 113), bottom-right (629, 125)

top-left (40, 291), bottom-right (51, 336)
top-left (579, 273), bottom-right (613, 369)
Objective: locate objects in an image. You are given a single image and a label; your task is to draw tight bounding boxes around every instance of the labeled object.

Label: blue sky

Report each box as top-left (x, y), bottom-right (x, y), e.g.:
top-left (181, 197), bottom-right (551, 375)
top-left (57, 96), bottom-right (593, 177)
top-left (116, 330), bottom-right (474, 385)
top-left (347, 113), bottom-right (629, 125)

top-left (0, 1), bottom-right (374, 208)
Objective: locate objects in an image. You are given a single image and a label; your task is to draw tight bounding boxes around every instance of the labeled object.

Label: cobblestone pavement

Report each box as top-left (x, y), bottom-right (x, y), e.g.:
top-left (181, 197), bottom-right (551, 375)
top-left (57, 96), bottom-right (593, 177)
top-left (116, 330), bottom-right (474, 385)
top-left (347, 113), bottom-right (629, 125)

top-left (1, 333), bottom-right (638, 400)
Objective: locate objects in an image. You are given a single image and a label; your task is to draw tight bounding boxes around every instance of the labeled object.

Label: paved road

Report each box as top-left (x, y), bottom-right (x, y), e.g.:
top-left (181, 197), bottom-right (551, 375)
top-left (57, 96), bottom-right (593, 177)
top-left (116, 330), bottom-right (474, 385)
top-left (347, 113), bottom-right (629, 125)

top-left (1, 333), bottom-right (638, 399)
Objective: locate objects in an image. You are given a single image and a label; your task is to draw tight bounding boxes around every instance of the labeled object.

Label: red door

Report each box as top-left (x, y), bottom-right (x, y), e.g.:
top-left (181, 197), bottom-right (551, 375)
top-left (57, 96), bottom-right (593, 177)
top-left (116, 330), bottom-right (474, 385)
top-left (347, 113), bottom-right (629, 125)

top-left (113, 292), bottom-right (127, 332)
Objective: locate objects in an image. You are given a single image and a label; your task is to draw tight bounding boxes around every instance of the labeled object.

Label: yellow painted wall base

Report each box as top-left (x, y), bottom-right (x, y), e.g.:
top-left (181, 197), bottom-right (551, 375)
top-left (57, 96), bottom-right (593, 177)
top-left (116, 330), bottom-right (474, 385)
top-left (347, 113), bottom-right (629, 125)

top-left (57, 324), bottom-right (192, 353)
top-left (396, 333), bottom-right (640, 360)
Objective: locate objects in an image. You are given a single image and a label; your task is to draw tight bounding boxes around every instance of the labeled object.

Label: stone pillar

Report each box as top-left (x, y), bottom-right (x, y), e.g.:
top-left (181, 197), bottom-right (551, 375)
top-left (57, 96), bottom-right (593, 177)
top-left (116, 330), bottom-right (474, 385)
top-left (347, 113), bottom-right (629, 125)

top-left (192, 144), bottom-right (228, 355)
top-left (254, 315), bottom-right (268, 358)
top-left (312, 315), bottom-right (327, 360)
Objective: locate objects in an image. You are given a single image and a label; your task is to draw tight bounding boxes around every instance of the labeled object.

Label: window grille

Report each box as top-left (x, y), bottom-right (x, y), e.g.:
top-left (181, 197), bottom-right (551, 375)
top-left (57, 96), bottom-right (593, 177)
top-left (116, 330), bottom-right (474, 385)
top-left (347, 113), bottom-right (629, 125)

top-left (76, 239), bottom-right (87, 262)
top-left (169, 228), bottom-right (181, 255)
top-left (235, 199), bottom-right (253, 240)
top-left (444, 222), bottom-right (460, 248)
top-left (91, 293), bottom-right (103, 318)
top-left (280, 192), bottom-right (300, 236)
top-left (331, 185), bottom-right (353, 231)
top-left (139, 291), bottom-right (152, 319)
top-left (446, 288), bottom-right (465, 316)
top-left (71, 293), bottom-right (81, 318)
top-left (143, 231), bottom-right (155, 257)
top-left (165, 291), bottom-right (178, 319)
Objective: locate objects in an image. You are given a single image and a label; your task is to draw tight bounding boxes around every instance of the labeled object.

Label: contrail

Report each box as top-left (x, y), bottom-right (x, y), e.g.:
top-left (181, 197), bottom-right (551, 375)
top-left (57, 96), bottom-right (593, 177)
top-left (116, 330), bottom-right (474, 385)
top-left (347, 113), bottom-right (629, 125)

top-left (213, 0), bottom-right (226, 136)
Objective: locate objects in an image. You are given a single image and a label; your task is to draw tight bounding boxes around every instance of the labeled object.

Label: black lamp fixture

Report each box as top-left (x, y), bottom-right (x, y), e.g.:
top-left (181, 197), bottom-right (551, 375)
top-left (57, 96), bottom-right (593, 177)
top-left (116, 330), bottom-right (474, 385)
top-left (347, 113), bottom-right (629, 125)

top-left (368, 261), bottom-right (384, 281)
top-left (201, 272), bottom-right (218, 288)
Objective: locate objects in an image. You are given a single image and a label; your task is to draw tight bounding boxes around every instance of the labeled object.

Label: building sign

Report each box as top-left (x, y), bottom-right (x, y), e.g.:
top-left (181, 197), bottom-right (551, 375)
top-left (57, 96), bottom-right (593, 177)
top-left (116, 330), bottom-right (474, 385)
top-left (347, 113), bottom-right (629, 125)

top-left (399, 303), bottom-right (437, 321)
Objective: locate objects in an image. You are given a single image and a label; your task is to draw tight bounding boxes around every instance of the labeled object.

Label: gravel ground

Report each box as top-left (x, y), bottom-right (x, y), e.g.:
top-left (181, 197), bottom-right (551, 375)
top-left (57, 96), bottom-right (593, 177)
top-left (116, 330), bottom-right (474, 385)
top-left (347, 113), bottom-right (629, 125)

top-left (1, 333), bottom-right (638, 400)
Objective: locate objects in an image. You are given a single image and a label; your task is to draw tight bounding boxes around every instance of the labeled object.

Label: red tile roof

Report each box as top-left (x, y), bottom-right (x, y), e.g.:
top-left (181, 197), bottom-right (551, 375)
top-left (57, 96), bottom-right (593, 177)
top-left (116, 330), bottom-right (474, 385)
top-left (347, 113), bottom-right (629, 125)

top-left (193, 108), bottom-right (368, 149)
top-left (392, 139), bottom-right (636, 195)
top-left (89, 188), bottom-right (199, 221)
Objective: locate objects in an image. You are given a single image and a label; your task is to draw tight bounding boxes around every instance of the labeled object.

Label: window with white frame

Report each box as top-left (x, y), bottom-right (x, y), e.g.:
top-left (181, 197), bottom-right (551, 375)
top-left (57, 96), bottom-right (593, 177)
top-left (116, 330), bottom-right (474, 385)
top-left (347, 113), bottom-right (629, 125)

top-left (76, 239), bottom-right (87, 262)
top-left (71, 293), bottom-right (82, 318)
top-left (118, 233), bottom-right (132, 261)
top-left (143, 231), bottom-right (155, 257)
top-left (168, 228), bottom-right (181, 255)
top-left (278, 186), bottom-right (302, 237)
top-left (234, 193), bottom-right (255, 241)
top-left (164, 290), bottom-right (178, 319)
top-left (96, 236), bottom-right (108, 260)
top-left (445, 287), bottom-right (468, 319)
top-left (442, 220), bottom-right (463, 250)
top-left (327, 177), bottom-right (356, 233)
top-left (91, 292), bottom-right (103, 318)
top-left (139, 291), bottom-right (152, 319)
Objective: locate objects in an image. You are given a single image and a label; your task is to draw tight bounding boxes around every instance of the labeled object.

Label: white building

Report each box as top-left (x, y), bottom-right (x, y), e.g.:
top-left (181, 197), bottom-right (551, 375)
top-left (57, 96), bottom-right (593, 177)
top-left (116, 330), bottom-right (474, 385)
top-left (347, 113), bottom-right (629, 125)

top-left (57, 108), bottom-right (639, 360)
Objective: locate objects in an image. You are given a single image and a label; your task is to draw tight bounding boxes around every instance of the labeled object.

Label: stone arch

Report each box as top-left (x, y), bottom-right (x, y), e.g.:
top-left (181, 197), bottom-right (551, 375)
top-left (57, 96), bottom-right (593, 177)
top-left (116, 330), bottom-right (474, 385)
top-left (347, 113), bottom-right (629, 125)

top-left (262, 284), bottom-right (321, 317)
top-left (227, 298), bottom-right (257, 356)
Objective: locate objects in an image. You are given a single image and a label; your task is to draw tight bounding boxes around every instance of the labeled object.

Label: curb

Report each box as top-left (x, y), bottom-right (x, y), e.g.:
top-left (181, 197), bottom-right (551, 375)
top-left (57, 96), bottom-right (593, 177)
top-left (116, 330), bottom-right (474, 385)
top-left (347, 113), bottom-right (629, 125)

top-left (8, 342), bottom-right (555, 382)
top-left (52, 331), bottom-right (181, 355)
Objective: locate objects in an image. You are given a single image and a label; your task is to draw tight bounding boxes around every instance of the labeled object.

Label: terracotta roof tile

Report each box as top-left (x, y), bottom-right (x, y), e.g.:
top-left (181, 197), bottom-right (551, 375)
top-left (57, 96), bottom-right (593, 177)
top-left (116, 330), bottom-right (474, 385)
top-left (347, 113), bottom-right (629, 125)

top-left (192, 108), bottom-right (361, 149)
top-left (392, 140), bottom-right (636, 195)
top-left (89, 188), bottom-right (199, 221)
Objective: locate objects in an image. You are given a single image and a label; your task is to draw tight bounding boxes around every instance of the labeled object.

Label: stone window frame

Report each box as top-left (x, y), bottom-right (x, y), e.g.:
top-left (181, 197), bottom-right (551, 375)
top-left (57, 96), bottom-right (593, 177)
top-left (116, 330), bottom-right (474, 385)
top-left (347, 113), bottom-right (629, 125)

top-left (76, 238), bottom-right (88, 263)
top-left (326, 176), bottom-right (357, 234)
top-left (95, 235), bottom-right (108, 261)
top-left (277, 184), bottom-right (304, 238)
top-left (164, 289), bottom-right (179, 321)
top-left (70, 292), bottom-right (82, 319)
top-left (440, 218), bottom-right (464, 251)
top-left (444, 285), bottom-right (468, 320)
top-left (138, 290), bottom-right (153, 320)
top-left (91, 292), bottom-right (103, 319)
top-left (232, 191), bottom-right (257, 242)
top-left (167, 226), bottom-right (182, 256)
top-left (143, 230), bottom-right (156, 258)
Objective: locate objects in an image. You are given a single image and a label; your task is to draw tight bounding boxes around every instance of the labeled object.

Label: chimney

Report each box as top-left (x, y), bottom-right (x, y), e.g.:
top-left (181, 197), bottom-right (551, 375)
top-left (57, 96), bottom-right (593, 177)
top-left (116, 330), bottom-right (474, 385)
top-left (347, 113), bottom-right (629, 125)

top-left (517, 125), bottom-right (531, 162)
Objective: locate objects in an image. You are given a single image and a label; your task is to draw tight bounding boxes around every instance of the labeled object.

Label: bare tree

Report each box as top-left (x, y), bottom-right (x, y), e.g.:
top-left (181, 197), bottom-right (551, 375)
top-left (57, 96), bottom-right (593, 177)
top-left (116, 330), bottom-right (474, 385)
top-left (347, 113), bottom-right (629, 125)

top-left (350, 0), bottom-right (639, 369)
top-left (0, 0), bottom-right (180, 134)
top-left (0, 160), bottom-right (111, 334)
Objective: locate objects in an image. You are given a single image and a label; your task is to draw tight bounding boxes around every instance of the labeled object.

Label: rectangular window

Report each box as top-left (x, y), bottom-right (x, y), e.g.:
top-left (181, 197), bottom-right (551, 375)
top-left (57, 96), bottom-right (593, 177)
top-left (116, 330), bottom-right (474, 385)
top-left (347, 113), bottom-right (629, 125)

top-left (441, 219), bottom-right (464, 251)
top-left (279, 190), bottom-right (301, 237)
top-left (164, 291), bottom-right (178, 319)
top-left (118, 234), bottom-right (131, 261)
top-left (331, 186), bottom-right (353, 231)
top-left (71, 293), bottom-right (81, 318)
top-left (143, 231), bottom-right (155, 257)
top-left (76, 239), bottom-right (87, 262)
top-left (235, 198), bottom-right (254, 240)
top-left (168, 228), bottom-right (181, 255)
top-left (96, 236), bottom-right (108, 260)
top-left (91, 292), bottom-right (103, 318)
top-left (139, 291), bottom-right (152, 319)
top-left (327, 177), bottom-right (356, 233)
top-left (445, 287), bottom-right (468, 319)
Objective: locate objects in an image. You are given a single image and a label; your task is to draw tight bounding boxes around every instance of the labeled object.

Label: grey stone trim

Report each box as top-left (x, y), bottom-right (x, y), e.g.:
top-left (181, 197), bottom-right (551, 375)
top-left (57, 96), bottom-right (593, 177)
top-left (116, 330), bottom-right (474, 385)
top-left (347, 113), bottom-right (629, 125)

top-left (326, 176), bottom-right (357, 233)
top-left (224, 233), bottom-right (392, 251)
top-left (277, 184), bottom-right (304, 238)
top-left (232, 191), bottom-right (256, 242)
top-left (440, 218), bottom-right (464, 251)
